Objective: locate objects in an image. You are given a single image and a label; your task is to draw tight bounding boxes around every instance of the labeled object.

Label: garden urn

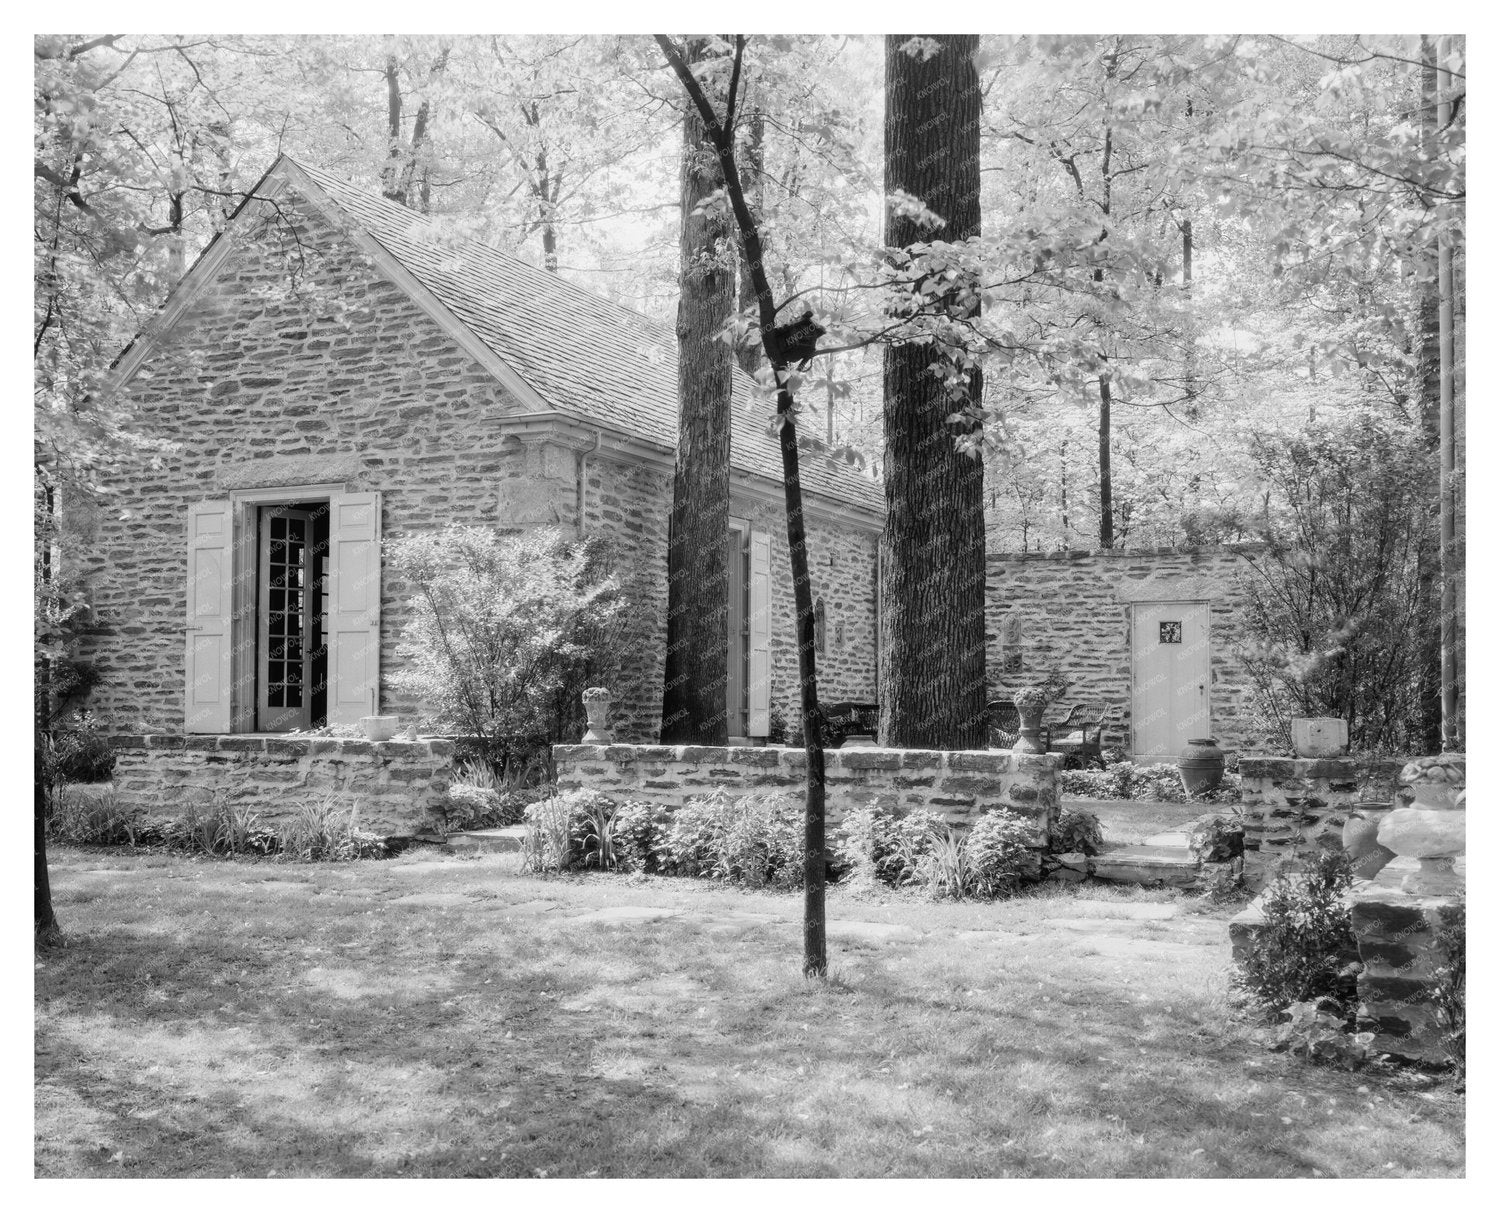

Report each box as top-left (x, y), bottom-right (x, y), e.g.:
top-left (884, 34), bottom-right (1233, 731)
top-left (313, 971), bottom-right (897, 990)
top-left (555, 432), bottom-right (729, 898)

top-left (1291, 716), bottom-right (1348, 758)
top-left (1341, 802), bottom-right (1396, 880)
top-left (1178, 737), bottom-right (1225, 796)
top-left (581, 687), bottom-right (613, 744)
top-left (1378, 754), bottom-right (1465, 895)
top-left (1011, 687), bottom-right (1048, 755)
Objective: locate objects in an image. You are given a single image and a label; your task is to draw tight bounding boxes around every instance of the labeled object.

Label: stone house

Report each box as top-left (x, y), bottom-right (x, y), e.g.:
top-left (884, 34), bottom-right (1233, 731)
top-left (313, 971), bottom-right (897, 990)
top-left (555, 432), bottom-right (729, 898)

top-left (78, 155), bottom-right (883, 749)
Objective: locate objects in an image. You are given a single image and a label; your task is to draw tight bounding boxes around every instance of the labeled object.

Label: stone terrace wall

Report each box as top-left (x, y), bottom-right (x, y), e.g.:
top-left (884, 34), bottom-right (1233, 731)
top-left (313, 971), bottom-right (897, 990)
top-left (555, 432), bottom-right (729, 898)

top-left (1350, 883), bottom-right (1461, 1065)
top-left (109, 735), bottom-right (453, 838)
top-left (554, 743), bottom-right (1060, 846)
top-left (986, 546), bottom-right (1262, 756)
top-left (1238, 755), bottom-right (1411, 887)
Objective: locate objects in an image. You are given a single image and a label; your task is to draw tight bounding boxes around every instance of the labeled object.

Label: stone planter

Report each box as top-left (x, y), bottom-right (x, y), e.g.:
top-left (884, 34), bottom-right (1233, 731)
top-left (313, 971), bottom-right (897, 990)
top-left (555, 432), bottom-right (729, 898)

top-left (1378, 754), bottom-right (1465, 895)
top-left (1178, 737), bottom-right (1225, 795)
top-left (1291, 717), bottom-right (1348, 758)
top-left (1341, 802), bottom-right (1396, 880)
top-left (360, 715), bottom-right (400, 743)
top-left (582, 693), bottom-right (613, 744)
top-left (1012, 704), bottom-right (1047, 755)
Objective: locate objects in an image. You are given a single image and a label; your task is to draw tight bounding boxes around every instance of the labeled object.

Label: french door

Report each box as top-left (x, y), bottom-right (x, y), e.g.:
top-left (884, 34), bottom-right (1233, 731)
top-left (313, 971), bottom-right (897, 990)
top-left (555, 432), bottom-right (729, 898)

top-left (256, 506), bottom-right (328, 732)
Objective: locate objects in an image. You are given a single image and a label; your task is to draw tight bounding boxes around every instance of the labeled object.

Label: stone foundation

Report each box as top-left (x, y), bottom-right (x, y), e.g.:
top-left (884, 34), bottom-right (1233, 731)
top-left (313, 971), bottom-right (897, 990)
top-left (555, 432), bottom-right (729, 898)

top-left (108, 734), bottom-right (453, 838)
top-left (1238, 755), bottom-right (1410, 886)
top-left (553, 744), bottom-right (1060, 846)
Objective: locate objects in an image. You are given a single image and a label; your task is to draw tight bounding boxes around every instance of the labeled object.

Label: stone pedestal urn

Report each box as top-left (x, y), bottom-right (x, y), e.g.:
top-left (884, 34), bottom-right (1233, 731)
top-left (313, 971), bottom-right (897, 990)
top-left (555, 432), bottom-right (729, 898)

top-left (1378, 753), bottom-right (1465, 895)
top-left (1011, 687), bottom-right (1048, 755)
top-left (581, 687), bottom-right (613, 744)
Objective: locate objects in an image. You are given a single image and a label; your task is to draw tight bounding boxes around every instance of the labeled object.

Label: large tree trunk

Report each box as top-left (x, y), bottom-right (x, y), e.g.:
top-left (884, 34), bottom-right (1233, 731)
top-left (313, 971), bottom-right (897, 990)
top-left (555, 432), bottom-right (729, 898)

top-left (661, 38), bottom-right (734, 745)
top-left (1436, 35), bottom-right (1460, 751)
top-left (880, 34), bottom-right (988, 750)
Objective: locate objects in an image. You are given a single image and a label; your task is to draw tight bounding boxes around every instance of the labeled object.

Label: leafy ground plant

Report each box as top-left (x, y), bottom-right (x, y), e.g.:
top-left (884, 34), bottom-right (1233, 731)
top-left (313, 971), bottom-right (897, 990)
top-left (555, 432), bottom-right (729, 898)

top-left (277, 793), bottom-right (384, 862)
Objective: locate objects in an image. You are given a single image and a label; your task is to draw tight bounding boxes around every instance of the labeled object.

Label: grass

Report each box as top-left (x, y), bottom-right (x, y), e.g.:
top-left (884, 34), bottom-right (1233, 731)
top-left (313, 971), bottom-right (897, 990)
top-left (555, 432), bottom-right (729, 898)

top-left (35, 845), bottom-right (1463, 1178)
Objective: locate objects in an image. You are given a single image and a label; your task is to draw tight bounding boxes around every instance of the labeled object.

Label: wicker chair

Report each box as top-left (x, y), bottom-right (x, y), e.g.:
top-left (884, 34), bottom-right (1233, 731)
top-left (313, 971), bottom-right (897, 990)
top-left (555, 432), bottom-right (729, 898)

top-left (1049, 704), bottom-right (1114, 769)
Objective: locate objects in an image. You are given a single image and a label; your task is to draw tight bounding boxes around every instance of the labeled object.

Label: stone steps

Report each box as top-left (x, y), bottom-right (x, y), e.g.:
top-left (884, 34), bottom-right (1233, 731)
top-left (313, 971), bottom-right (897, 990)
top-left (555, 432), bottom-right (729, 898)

top-left (444, 825), bottom-right (528, 852)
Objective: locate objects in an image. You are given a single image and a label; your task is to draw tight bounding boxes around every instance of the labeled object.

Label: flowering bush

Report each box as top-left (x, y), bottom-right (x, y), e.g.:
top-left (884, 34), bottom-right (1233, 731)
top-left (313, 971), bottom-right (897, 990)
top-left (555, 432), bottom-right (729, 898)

top-left (387, 526), bottom-right (625, 780)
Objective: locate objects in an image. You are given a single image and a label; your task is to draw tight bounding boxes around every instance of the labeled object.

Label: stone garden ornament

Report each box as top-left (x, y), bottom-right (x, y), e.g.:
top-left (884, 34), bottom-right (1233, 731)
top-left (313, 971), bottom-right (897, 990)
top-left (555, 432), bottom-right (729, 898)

top-left (582, 686), bottom-right (613, 744)
top-left (1378, 754), bottom-right (1465, 895)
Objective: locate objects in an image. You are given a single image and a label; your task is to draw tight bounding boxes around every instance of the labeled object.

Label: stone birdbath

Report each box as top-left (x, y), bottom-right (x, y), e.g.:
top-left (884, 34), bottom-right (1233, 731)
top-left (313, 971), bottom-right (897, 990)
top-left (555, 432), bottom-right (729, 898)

top-left (1377, 753), bottom-right (1465, 895)
top-left (582, 686), bottom-right (613, 744)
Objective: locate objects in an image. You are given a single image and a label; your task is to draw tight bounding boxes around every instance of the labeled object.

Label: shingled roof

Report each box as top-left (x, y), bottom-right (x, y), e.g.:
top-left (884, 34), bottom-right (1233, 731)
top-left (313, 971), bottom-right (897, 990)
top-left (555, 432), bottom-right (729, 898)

top-left (283, 158), bottom-right (884, 517)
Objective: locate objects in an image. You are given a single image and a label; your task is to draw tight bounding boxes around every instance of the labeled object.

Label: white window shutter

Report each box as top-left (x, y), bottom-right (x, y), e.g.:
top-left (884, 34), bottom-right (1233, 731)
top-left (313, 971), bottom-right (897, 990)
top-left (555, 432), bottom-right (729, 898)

top-left (328, 491), bottom-right (382, 725)
top-left (184, 500), bottom-right (234, 733)
top-left (747, 529), bottom-right (773, 737)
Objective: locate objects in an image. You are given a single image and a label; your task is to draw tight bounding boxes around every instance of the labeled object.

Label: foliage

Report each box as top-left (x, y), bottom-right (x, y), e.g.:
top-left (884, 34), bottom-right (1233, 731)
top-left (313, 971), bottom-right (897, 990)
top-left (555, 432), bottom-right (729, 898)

top-left (1236, 851), bottom-right (1360, 1020)
top-left (388, 526), bottom-right (625, 779)
top-left (915, 826), bottom-right (972, 901)
top-left (276, 794), bottom-right (385, 861)
top-left (1235, 410), bottom-right (1433, 754)
top-left (1270, 999), bottom-right (1376, 1069)
top-left (659, 790), bottom-right (806, 888)
top-left (441, 784), bottom-right (529, 834)
top-left (1052, 807), bottom-right (1104, 856)
top-left (613, 801), bottom-right (672, 874)
top-left (1433, 905), bottom-right (1465, 1081)
top-left (519, 790), bottom-right (592, 874)
top-left (1188, 813), bottom-right (1245, 863)
top-left (1061, 761), bottom-right (1188, 802)
top-left (962, 810), bottom-right (1038, 898)
top-left (573, 795), bottom-right (623, 871)
top-left (45, 787), bottom-right (144, 847)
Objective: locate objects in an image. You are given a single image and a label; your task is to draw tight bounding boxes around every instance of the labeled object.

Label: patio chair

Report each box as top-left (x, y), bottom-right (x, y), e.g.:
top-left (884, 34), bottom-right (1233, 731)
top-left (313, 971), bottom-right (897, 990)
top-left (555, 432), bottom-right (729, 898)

top-left (1049, 704), bottom-right (1114, 769)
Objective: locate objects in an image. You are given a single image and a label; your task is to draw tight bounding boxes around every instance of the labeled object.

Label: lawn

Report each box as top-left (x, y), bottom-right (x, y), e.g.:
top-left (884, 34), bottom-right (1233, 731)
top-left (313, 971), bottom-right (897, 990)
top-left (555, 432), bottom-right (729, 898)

top-left (35, 845), bottom-right (1463, 1178)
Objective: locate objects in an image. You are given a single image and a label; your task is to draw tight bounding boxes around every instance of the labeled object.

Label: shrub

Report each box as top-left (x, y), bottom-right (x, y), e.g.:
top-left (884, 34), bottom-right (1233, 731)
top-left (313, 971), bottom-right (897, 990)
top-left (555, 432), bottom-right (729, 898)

top-left (573, 793), bottom-right (623, 871)
top-left (162, 795), bottom-right (280, 857)
top-left (49, 713), bottom-right (116, 784)
top-left (964, 809), bottom-right (1037, 898)
top-left (1236, 850), bottom-right (1361, 1020)
top-left (440, 783), bottom-right (529, 833)
top-left (658, 791), bottom-right (805, 887)
top-left (387, 526), bottom-right (626, 781)
top-left (613, 800), bottom-right (671, 873)
top-left (1052, 806), bottom-right (1104, 855)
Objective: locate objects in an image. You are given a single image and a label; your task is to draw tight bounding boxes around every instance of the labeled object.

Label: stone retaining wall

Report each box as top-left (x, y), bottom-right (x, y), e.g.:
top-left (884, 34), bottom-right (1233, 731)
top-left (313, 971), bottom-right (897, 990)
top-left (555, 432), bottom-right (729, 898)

top-left (553, 743), bottom-right (1061, 845)
top-left (1238, 755), bottom-right (1411, 886)
top-left (108, 734), bottom-right (453, 838)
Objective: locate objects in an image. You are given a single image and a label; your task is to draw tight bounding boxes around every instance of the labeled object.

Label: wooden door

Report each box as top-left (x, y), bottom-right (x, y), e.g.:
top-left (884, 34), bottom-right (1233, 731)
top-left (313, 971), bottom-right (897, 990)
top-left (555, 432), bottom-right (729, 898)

top-left (1131, 601), bottom-right (1211, 760)
top-left (257, 507), bottom-right (319, 732)
top-left (725, 525), bottom-right (749, 739)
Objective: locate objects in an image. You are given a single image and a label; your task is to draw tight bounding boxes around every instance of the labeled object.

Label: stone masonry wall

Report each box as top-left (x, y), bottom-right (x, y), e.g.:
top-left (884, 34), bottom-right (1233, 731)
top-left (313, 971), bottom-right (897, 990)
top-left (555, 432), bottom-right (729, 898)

top-left (1238, 755), bottom-right (1412, 887)
top-left (986, 546), bottom-right (1262, 756)
top-left (1350, 884), bottom-right (1462, 1065)
top-left (554, 743), bottom-right (1061, 846)
top-left (108, 734), bottom-right (453, 838)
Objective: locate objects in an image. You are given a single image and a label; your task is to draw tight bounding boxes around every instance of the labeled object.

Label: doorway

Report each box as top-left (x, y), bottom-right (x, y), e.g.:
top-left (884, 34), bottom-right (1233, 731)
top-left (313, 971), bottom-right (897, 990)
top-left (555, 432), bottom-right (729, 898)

top-left (256, 502), bottom-right (331, 732)
top-left (726, 523), bottom-right (750, 740)
top-left (1130, 600), bottom-right (1211, 759)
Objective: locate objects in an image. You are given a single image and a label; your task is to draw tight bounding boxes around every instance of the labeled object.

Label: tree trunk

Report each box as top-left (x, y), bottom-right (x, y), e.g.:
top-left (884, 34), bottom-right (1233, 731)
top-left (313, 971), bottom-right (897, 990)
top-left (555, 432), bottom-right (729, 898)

top-left (657, 35), bottom-right (828, 977)
top-left (1098, 370), bottom-right (1114, 548)
top-left (879, 34), bottom-right (988, 750)
top-left (382, 54), bottom-right (405, 203)
top-left (1436, 35), bottom-right (1460, 750)
top-left (1414, 35), bottom-right (1443, 754)
top-left (661, 37), bottom-right (733, 746)
top-left (735, 104), bottom-right (765, 377)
